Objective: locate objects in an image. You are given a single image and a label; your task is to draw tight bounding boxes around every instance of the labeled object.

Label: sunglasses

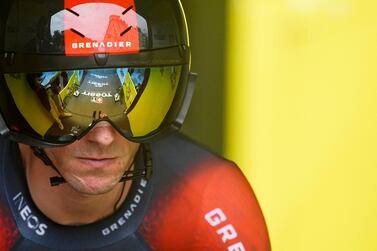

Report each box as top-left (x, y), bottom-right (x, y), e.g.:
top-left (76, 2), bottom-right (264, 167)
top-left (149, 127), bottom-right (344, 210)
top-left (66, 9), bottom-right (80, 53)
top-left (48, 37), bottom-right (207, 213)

top-left (0, 66), bottom-right (196, 147)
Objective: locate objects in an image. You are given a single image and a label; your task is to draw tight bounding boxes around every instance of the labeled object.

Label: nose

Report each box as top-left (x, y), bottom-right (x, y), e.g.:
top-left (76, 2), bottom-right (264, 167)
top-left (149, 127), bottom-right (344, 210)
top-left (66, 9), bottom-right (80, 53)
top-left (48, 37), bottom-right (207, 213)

top-left (84, 121), bottom-right (117, 146)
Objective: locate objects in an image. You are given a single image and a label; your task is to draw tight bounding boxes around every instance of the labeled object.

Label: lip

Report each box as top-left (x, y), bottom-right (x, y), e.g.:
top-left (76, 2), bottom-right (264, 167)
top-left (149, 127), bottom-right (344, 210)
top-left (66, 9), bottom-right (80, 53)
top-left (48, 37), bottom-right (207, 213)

top-left (76, 157), bottom-right (118, 169)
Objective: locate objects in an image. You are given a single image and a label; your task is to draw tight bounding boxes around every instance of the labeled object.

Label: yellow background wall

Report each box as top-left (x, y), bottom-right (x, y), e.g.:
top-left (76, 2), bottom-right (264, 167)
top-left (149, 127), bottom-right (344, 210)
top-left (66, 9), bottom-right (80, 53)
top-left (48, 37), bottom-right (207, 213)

top-left (181, 0), bottom-right (226, 154)
top-left (225, 0), bottom-right (377, 250)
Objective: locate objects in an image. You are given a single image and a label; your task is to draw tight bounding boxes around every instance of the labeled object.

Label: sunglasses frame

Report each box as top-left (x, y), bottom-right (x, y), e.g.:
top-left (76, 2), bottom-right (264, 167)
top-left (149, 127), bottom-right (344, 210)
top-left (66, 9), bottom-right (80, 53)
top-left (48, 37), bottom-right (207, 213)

top-left (0, 72), bottom-right (197, 147)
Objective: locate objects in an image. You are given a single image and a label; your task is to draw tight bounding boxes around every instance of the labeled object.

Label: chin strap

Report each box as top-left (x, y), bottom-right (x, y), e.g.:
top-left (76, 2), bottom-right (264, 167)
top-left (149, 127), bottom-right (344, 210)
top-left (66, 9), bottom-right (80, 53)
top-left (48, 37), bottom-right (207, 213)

top-left (119, 143), bottom-right (153, 182)
top-left (30, 144), bottom-right (153, 187)
top-left (30, 146), bottom-right (65, 186)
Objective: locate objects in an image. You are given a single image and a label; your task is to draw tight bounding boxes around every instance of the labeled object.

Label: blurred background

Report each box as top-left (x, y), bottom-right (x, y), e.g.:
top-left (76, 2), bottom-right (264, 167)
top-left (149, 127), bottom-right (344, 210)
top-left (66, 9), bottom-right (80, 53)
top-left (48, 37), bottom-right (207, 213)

top-left (181, 0), bottom-right (377, 250)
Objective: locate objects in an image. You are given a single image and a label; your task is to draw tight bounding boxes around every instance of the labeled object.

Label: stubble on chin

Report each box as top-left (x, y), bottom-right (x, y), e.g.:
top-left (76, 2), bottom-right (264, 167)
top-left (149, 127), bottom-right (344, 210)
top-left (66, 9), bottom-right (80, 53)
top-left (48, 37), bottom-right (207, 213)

top-left (58, 156), bottom-right (130, 195)
top-left (62, 169), bottom-right (124, 195)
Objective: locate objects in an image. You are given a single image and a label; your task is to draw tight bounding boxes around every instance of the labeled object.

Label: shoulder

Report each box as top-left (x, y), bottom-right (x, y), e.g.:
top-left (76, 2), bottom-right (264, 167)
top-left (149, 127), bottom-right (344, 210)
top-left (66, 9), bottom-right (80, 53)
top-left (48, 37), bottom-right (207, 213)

top-left (149, 133), bottom-right (239, 179)
top-left (149, 133), bottom-right (258, 193)
top-left (140, 133), bottom-right (271, 251)
top-left (0, 204), bottom-right (20, 251)
top-left (0, 137), bottom-right (21, 250)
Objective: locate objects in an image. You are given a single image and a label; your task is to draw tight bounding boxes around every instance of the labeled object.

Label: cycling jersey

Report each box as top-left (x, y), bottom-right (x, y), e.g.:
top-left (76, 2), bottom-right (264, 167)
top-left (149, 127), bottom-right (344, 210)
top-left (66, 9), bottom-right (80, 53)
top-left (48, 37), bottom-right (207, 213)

top-left (0, 133), bottom-right (270, 251)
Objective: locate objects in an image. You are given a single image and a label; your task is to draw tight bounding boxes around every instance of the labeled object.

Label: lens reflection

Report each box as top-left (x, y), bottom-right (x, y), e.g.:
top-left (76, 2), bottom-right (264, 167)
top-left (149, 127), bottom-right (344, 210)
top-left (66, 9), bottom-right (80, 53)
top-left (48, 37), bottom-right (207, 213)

top-left (25, 68), bottom-right (147, 137)
top-left (3, 66), bottom-right (181, 143)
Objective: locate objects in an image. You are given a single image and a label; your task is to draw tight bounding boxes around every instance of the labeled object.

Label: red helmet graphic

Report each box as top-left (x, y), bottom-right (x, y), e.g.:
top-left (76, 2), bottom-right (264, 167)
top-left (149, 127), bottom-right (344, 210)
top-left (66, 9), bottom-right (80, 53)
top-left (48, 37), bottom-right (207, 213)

top-left (61, 0), bottom-right (142, 55)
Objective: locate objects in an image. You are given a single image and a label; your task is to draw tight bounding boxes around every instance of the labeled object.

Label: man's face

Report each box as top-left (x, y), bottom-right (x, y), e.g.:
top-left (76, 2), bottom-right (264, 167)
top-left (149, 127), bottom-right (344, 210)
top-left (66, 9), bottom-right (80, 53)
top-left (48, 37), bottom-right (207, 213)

top-left (43, 122), bottom-right (140, 195)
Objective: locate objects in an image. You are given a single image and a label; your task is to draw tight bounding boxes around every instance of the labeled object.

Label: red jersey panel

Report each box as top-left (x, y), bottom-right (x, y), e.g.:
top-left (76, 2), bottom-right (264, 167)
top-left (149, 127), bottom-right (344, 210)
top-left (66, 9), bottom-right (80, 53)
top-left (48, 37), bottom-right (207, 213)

top-left (140, 158), bottom-right (270, 251)
top-left (0, 202), bottom-right (20, 250)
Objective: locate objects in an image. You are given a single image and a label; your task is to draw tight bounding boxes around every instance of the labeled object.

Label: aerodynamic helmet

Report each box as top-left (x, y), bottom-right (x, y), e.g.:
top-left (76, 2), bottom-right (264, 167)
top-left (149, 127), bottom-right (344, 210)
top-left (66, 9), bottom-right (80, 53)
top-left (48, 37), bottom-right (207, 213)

top-left (0, 0), bottom-right (196, 147)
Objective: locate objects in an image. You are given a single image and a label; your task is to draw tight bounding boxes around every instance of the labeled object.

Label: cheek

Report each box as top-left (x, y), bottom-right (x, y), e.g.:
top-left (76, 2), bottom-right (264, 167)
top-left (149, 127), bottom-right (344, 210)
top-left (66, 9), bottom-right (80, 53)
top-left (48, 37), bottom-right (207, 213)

top-left (44, 146), bottom-right (76, 168)
top-left (118, 140), bottom-right (140, 158)
top-left (119, 147), bottom-right (138, 169)
top-left (129, 144), bottom-right (140, 158)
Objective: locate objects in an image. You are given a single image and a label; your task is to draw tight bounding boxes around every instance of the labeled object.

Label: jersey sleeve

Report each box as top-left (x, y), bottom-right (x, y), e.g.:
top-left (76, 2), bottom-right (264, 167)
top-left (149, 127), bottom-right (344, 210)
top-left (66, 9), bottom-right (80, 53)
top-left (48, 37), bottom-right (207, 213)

top-left (0, 202), bottom-right (20, 250)
top-left (140, 159), bottom-right (271, 251)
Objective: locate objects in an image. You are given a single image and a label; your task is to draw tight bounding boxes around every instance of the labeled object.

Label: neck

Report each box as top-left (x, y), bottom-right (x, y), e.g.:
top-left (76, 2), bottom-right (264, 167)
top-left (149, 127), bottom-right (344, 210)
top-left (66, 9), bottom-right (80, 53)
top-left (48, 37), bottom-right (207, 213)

top-left (19, 144), bottom-right (131, 225)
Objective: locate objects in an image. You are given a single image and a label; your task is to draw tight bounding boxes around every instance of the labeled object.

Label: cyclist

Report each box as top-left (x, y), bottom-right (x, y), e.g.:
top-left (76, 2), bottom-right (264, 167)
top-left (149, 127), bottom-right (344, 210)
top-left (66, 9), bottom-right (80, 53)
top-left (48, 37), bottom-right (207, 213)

top-left (0, 0), bottom-right (271, 250)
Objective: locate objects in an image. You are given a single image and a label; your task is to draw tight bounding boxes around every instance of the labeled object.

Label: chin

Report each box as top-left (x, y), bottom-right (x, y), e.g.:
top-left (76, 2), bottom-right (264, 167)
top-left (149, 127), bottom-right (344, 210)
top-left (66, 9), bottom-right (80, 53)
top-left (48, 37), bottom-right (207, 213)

top-left (67, 176), bottom-right (120, 195)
